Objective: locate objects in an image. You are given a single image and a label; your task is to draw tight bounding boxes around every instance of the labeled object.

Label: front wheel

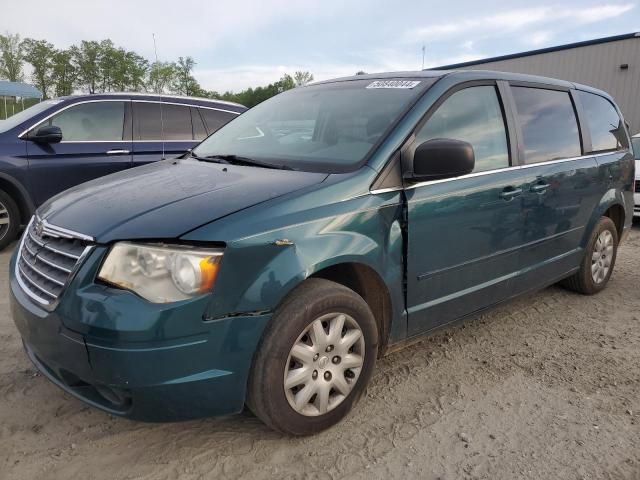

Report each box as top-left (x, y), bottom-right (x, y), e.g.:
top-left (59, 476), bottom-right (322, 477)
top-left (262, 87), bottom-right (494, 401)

top-left (0, 190), bottom-right (20, 251)
top-left (560, 216), bottom-right (618, 295)
top-left (247, 278), bottom-right (378, 435)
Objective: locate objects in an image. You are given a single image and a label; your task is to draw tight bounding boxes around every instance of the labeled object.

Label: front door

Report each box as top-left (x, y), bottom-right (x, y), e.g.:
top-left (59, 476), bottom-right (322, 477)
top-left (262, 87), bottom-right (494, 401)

top-left (26, 100), bottom-right (132, 206)
top-left (405, 84), bottom-right (526, 336)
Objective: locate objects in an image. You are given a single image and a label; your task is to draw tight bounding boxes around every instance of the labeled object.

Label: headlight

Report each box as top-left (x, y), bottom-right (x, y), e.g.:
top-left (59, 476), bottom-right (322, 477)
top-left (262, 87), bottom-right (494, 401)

top-left (97, 242), bottom-right (223, 303)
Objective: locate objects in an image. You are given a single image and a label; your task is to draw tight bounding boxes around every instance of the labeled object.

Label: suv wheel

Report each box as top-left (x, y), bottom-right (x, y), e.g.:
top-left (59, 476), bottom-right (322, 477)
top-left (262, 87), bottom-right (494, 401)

top-left (560, 216), bottom-right (618, 295)
top-left (247, 278), bottom-right (378, 435)
top-left (0, 190), bottom-right (20, 251)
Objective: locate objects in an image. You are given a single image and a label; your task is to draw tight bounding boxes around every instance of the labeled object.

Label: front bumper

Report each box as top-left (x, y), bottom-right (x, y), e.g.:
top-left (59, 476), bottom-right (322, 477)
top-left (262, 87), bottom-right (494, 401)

top-left (10, 253), bottom-right (271, 422)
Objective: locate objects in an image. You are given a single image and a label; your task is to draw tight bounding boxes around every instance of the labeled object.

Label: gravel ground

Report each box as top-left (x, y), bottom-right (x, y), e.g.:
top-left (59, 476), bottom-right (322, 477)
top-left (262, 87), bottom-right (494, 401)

top-left (1, 224), bottom-right (639, 480)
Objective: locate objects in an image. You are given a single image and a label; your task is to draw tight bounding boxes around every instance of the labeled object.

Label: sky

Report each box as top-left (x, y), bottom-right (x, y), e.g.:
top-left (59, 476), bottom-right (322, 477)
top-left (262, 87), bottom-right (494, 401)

top-left (1, 0), bottom-right (638, 93)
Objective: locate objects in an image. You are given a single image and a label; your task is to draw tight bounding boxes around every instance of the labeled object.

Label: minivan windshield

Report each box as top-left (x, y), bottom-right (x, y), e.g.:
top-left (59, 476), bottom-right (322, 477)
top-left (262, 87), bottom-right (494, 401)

top-left (192, 78), bottom-right (432, 172)
top-left (0, 100), bottom-right (62, 134)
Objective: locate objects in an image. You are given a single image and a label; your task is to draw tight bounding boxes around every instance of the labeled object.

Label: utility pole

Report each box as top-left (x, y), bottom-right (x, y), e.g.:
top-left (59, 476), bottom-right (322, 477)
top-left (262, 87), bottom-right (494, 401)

top-left (421, 45), bottom-right (426, 70)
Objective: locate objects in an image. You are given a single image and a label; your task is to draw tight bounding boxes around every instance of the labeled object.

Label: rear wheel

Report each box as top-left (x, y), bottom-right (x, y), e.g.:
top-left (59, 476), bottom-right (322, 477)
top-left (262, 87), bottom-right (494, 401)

top-left (247, 278), bottom-right (378, 435)
top-left (560, 216), bottom-right (618, 295)
top-left (0, 190), bottom-right (20, 251)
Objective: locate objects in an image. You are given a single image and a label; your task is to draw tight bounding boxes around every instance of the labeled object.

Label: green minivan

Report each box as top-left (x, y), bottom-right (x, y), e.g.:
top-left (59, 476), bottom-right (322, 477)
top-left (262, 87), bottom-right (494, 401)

top-left (10, 70), bottom-right (635, 435)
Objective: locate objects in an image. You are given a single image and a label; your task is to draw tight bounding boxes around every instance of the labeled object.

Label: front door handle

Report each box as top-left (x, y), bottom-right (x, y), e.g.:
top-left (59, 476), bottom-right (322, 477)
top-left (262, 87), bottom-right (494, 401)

top-left (106, 149), bottom-right (130, 155)
top-left (530, 182), bottom-right (550, 194)
top-left (499, 186), bottom-right (523, 200)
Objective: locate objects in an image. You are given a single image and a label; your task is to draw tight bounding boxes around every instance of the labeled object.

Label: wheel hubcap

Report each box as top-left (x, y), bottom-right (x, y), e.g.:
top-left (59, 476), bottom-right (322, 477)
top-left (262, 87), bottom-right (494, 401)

top-left (0, 200), bottom-right (10, 241)
top-left (591, 230), bottom-right (614, 284)
top-left (283, 312), bottom-right (365, 416)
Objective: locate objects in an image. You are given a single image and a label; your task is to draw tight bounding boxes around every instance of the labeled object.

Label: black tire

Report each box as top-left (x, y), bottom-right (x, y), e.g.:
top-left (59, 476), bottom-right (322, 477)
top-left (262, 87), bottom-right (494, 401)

top-left (247, 278), bottom-right (378, 435)
top-left (560, 216), bottom-right (618, 295)
top-left (0, 189), bottom-right (20, 251)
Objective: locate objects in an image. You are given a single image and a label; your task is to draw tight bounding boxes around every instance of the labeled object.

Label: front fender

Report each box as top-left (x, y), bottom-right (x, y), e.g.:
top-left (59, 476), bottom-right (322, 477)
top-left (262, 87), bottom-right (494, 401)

top-left (196, 191), bottom-right (406, 341)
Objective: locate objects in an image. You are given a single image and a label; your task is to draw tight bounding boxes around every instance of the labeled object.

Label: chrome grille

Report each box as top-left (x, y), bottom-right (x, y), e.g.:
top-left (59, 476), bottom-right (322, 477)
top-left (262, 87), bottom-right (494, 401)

top-left (16, 217), bottom-right (94, 309)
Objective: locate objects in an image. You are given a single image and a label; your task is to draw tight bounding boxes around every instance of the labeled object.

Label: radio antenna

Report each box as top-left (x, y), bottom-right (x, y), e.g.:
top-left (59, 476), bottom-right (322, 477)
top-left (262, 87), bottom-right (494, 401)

top-left (152, 33), bottom-right (166, 160)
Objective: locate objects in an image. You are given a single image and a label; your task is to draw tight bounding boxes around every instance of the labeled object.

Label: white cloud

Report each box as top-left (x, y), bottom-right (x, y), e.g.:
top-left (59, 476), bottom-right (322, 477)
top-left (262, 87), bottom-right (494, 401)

top-left (403, 3), bottom-right (635, 43)
top-left (528, 30), bottom-right (553, 47)
top-left (0, 0), bottom-right (339, 60)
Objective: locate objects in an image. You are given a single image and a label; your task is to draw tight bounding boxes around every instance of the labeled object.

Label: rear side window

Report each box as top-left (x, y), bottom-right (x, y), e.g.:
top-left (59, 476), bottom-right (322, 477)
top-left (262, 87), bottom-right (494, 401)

top-left (46, 101), bottom-right (125, 141)
top-left (511, 87), bottom-right (581, 164)
top-left (133, 102), bottom-right (193, 140)
top-left (577, 91), bottom-right (628, 152)
top-left (416, 85), bottom-right (509, 172)
top-left (200, 108), bottom-right (237, 134)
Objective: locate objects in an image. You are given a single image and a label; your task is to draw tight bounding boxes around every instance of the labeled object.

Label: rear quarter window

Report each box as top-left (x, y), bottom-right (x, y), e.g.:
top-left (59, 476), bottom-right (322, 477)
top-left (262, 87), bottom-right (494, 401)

top-left (511, 87), bottom-right (581, 164)
top-left (200, 108), bottom-right (237, 134)
top-left (577, 91), bottom-right (628, 152)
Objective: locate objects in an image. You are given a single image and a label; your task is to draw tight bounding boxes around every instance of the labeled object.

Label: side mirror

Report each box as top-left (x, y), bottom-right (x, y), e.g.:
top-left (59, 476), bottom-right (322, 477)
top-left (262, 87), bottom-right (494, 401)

top-left (30, 125), bottom-right (62, 144)
top-left (410, 138), bottom-right (475, 180)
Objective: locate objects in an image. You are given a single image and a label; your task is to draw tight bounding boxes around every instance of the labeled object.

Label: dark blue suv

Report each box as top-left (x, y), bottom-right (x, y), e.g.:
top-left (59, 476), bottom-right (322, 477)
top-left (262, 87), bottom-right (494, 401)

top-left (0, 93), bottom-right (246, 249)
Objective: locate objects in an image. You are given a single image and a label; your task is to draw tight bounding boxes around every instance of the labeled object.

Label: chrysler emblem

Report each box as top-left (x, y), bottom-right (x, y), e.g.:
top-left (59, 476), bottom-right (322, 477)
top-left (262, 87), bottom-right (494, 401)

top-left (34, 220), bottom-right (44, 237)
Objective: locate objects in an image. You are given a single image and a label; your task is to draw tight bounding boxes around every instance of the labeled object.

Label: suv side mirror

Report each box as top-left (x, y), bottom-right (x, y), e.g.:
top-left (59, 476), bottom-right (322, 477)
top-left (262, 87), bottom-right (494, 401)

top-left (30, 125), bottom-right (62, 144)
top-left (411, 138), bottom-right (475, 180)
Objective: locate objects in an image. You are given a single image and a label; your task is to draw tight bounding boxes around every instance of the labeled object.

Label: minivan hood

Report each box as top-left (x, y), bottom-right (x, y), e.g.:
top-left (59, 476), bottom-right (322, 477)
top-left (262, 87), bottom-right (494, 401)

top-left (38, 158), bottom-right (327, 242)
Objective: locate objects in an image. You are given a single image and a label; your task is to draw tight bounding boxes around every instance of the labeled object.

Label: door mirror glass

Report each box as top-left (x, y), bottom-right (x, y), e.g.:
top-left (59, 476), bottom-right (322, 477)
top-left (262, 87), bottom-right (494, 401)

top-left (411, 138), bottom-right (475, 180)
top-left (31, 125), bottom-right (62, 144)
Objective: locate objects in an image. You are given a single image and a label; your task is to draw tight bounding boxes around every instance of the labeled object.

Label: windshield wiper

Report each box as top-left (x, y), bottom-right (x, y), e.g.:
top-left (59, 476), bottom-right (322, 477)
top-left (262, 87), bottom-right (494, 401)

top-left (192, 152), bottom-right (293, 170)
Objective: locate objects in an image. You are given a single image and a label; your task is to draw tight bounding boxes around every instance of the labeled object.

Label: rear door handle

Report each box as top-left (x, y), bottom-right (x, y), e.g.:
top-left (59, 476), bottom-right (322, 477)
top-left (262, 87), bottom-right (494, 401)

top-left (530, 182), bottom-right (550, 194)
top-left (106, 149), bottom-right (130, 155)
top-left (499, 187), bottom-right (523, 200)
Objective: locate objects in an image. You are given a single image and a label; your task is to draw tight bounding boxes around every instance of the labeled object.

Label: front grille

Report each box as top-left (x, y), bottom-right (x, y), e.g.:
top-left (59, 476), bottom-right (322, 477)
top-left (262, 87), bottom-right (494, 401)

top-left (16, 217), bottom-right (93, 309)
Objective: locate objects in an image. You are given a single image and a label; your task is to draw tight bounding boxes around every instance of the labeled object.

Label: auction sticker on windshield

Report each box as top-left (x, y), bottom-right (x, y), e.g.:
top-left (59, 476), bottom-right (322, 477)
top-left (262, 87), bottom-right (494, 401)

top-left (366, 80), bottom-right (421, 89)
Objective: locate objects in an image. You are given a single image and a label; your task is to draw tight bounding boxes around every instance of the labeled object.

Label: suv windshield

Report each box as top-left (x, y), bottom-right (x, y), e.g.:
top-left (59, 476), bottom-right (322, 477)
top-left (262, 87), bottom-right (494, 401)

top-left (0, 100), bottom-right (62, 134)
top-left (633, 136), bottom-right (640, 160)
top-left (192, 78), bottom-right (432, 172)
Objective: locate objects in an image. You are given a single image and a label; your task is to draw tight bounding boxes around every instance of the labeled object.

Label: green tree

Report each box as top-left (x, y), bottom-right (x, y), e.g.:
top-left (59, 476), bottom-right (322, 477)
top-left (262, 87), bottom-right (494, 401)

top-left (71, 40), bottom-right (102, 93)
top-left (51, 49), bottom-right (75, 96)
top-left (173, 56), bottom-right (203, 96)
top-left (98, 39), bottom-right (117, 92)
top-left (119, 51), bottom-right (148, 91)
top-left (23, 38), bottom-right (56, 98)
top-left (0, 32), bottom-right (25, 82)
top-left (293, 71), bottom-right (314, 86)
top-left (148, 61), bottom-right (178, 93)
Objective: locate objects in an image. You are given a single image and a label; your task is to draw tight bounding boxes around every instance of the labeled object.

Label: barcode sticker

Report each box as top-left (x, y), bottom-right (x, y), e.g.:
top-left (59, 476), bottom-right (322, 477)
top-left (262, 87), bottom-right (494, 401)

top-left (366, 80), bottom-right (421, 89)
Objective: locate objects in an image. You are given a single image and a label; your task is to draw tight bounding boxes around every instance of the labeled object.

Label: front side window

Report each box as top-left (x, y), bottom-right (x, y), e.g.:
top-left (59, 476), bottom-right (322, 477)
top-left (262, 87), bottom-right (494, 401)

top-left (133, 102), bottom-right (193, 141)
top-left (193, 78), bottom-right (434, 173)
top-left (415, 85), bottom-right (509, 172)
top-left (577, 91), bottom-right (628, 152)
top-left (512, 87), bottom-right (581, 164)
top-left (45, 101), bottom-right (125, 141)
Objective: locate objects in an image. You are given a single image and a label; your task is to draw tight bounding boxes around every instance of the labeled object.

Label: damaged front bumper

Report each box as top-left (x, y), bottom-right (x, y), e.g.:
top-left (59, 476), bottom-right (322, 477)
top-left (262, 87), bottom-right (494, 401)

top-left (10, 252), bottom-right (271, 421)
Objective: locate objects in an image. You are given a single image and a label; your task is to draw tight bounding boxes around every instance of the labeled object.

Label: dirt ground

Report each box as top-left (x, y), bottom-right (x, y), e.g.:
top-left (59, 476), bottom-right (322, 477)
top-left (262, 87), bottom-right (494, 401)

top-left (1, 225), bottom-right (639, 480)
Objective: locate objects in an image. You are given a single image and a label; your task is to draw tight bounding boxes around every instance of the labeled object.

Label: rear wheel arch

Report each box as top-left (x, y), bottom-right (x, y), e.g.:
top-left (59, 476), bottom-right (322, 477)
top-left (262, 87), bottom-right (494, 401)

top-left (602, 204), bottom-right (624, 239)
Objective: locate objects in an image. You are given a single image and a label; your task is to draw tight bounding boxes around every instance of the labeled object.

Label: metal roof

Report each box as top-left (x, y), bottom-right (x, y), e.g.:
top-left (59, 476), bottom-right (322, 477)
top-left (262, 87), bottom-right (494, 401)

top-left (0, 81), bottom-right (42, 98)
top-left (431, 32), bottom-right (640, 70)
